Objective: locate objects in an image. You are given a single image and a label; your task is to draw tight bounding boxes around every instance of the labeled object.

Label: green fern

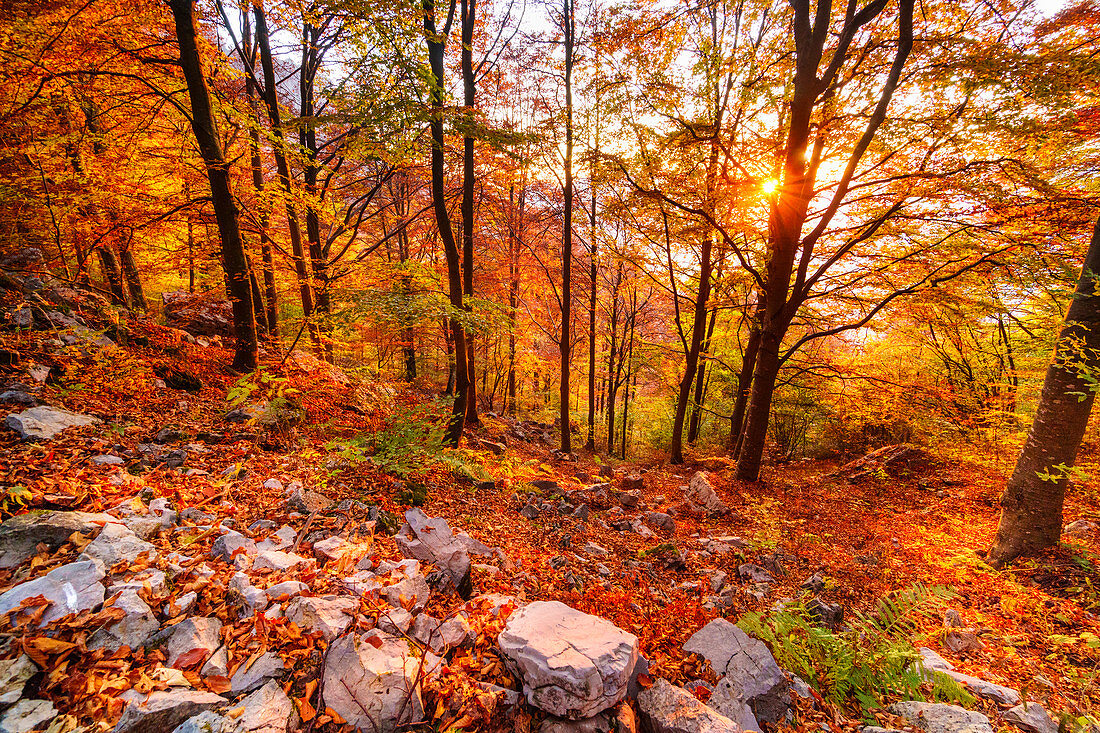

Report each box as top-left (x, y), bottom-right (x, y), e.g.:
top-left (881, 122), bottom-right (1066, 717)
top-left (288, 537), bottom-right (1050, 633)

top-left (737, 583), bottom-right (974, 720)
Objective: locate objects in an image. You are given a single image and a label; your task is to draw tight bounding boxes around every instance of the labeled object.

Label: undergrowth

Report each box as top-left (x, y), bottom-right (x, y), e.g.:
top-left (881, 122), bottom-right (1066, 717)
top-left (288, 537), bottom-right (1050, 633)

top-left (738, 583), bottom-right (976, 719)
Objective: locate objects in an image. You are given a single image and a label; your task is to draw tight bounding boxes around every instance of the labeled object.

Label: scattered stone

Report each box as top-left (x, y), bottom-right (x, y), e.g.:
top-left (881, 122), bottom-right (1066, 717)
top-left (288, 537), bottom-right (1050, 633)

top-left (285, 596), bottom-right (358, 641)
top-left (265, 580), bottom-right (307, 601)
top-left (114, 690), bottom-right (226, 733)
top-left (915, 648), bottom-right (1020, 706)
top-left (5, 405), bottom-right (99, 441)
top-left (312, 536), bottom-right (346, 561)
top-left (228, 573), bottom-right (268, 616)
top-left (636, 678), bottom-right (740, 733)
top-left (252, 550), bottom-right (313, 573)
top-left (0, 510), bottom-right (114, 569)
top-left (211, 531), bottom-right (256, 563)
top-left (394, 509), bottom-right (472, 599)
top-left (381, 575), bottom-right (430, 613)
top-left (0, 392), bottom-right (36, 408)
top-left (1003, 703), bottom-right (1058, 733)
top-left (682, 619), bottom-right (789, 725)
top-left (1064, 519), bottom-right (1097, 536)
top-left (807, 598), bottom-right (844, 629)
top-left (520, 505), bottom-right (540, 520)
top-left (286, 487), bottom-right (332, 514)
top-left (200, 646), bottom-right (229, 677)
top-left (0, 699), bottom-right (56, 733)
top-left (737, 564), bottom-right (774, 585)
top-left (322, 631), bottom-right (431, 733)
top-left (91, 454), bottom-right (126, 466)
top-left (801, 572), bottom-right (827, 593)
top-left (0, 560), bottom-right (105, 626)
top-left (498, 600), bottom-right (639, 719)
top-left (230, 651), bottom-right (285, 694)
top-left (236, 680), bottom-right (295, 733)
top-left (615, 489), bottom-right (641, 510)
top-left (944, 610), bottom-right (985, 653)
top-left (889, 702), bottom-right (994, 733)
top-left (685, 472), bottom-right (728, 515)
top-left (531, 479), bottom-right (562, 494)
top-left (644, 512), bottom-right (675, 533)
top-left (622, 474), bottom-right (644, 492)
top-left (91, 589), bottom-right (160, 652)
top-left (81, 522), bottom-right (158, 569)
top-left (170, 711), bottom-right (230, 733)
top-left (166, 617), bottom-right (222, 668)
top-left (378, 607), bottom-right (414, 635)
top-left (0, 656), bottom-right (36, 705)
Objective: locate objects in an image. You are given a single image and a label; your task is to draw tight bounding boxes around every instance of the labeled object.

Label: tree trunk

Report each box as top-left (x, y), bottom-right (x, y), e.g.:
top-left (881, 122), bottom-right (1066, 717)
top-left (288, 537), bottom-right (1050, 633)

top-left (688, 303), bottom-right (718, 445)
top-left (96, 246), bottom-right (128, 306)
top-left (255, 0), bottom-right (321, 352)
top-left (732, 295), bottom-right (764, 455)
top-left (424, 0), bottom-right (468, 446)
top-left (119, 244), bottom-right (147, 311)
top-left (169, 0), bottom-right (258, 372)
top-left (670, 236), bottom-right (713, 463)
top-left (507, 183), bottom-right (521, 416)
top-left (987, 216), bottom-right (1100, 567)
top-left (460, 0), bottom-right (479, 424)
top-left (559, 0), bottom-right (575, 455)
top-left (243, 15), bottom-right (279, 339)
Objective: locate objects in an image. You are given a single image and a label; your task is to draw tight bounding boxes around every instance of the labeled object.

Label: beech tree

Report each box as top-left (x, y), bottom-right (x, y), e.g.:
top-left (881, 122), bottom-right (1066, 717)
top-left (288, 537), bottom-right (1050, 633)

top-left (168, 0), bottom-right (258, 371)
top-left (987, 216), bottom-right (1100, 567)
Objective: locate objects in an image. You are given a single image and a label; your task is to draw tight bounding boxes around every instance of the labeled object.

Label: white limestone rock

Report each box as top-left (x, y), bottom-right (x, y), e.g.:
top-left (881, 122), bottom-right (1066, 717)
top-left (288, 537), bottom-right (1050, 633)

top-left (498, 600), bottom-right (639, 719)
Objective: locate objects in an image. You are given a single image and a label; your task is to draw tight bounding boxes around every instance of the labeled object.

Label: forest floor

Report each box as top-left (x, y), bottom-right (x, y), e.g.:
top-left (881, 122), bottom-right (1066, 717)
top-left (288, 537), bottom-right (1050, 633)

top-left (1, 317), bottom-right (1099, 732)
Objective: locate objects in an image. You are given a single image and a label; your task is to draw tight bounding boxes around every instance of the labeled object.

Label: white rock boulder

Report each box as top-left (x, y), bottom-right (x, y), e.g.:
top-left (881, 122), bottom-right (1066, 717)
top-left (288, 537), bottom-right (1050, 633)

top-left (498, 600), bottom-right (639, 719)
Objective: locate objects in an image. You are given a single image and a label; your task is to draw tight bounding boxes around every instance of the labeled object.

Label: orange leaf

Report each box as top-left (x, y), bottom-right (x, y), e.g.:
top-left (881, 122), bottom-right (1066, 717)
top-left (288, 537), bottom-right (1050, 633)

top-left (174, 647), bottom-right (211, 669)
top-left (636, 673), bottom-right (654, 689)
top-left (207, 676), bottom-right (232, 694)
top-left (296, 696), bottom-right (316, 722)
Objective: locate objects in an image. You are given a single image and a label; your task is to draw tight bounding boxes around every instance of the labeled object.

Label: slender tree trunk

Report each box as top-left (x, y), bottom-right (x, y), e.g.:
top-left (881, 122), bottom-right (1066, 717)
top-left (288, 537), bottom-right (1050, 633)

top-left (255, 0), bottom-right (321, 352)
top-left (460, 0), bottom-right (479, 424)
top-left (987, 217), bottom-right (1100, 567)
top-left (248, 257), bottom-right (268, 334)
top-left (184, 178), bottom-right (196, 293)
top-left (688, 303), bottom-right (719, 445)
top-left (243, 16), bottom-right (278, 338)
top-left (606, 262), bottom-right (622, 454)
top-left (425, 0), bottom-right (469, 445)
top-left (670, 236), bottom-right (713, 463)
top-left (507, 183), bottom-right (521, 416)
top-left (732, 294), bottom-right (764, 454)
top-left (586, 168), bottom-right (598, 452)
top-left (559, 0), bottom-right (575, 454)
top-left (169, 0), bottom-right (258, 371)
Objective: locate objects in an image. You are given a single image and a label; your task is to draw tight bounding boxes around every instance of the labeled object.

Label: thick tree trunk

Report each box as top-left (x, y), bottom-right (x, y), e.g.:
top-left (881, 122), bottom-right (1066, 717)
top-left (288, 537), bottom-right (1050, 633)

top-left (424, 0), bottom-right (468, 445)
top-left (169, 0), bottom-right (258, 372)
top-left (987, 217), bottom-right (1100, 567)
top-left (97, 246), bottom-right (128, 306)
top-left (119, 244), bottom-right (147, 312)
top-left (736, 326), bottom-right (782, 480)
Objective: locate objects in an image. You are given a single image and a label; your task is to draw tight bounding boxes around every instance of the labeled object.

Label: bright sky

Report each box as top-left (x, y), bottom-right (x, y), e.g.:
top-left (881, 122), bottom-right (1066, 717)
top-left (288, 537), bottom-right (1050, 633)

top-left (1035, 0), bottom-right (1066, 15)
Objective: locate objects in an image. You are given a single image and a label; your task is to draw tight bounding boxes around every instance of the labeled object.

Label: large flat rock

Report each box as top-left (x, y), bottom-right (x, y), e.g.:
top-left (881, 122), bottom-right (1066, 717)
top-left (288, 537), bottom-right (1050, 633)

top-left (5, 406), bottom-right (99, 441)
top-left (0, 560), bottom-right (105, 626)
top-left (0, 511), bottom-right (113, 569)
top-left (498, 600), bottom-right (639, 719)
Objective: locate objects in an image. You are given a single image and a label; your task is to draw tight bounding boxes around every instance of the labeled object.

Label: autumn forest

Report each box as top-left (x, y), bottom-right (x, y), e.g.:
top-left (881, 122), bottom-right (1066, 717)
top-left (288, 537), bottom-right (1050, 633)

top-left (0, 0), bottom-right (1098, 731)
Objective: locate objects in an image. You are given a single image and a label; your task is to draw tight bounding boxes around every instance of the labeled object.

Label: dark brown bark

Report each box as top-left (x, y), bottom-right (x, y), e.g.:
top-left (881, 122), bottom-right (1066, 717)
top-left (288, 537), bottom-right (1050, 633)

top-left (987, 216), bottom-right (1100, 567)
top-left (169, 0), bottom-right (258, 371)
top-left (731, 294), bottom-right (764, 455)
top-left (736, 0), bottom-right (914, 481)
top-left (243, 15), bottom-right (279, 338)
top-left (96, 246), bottom-right (128, 305)
top-left (119, 244), bottom-right (147, 312)
top-left (559, 0), bottom-right (575, 455)
top-left (688, 303), bottom-right (718, 445)
top-left (424, 0), bottom-right (469, 445)
top-left (461, 0), bottom-right (479, 423)
top-left (255, 0), bottom-right (321, 352)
